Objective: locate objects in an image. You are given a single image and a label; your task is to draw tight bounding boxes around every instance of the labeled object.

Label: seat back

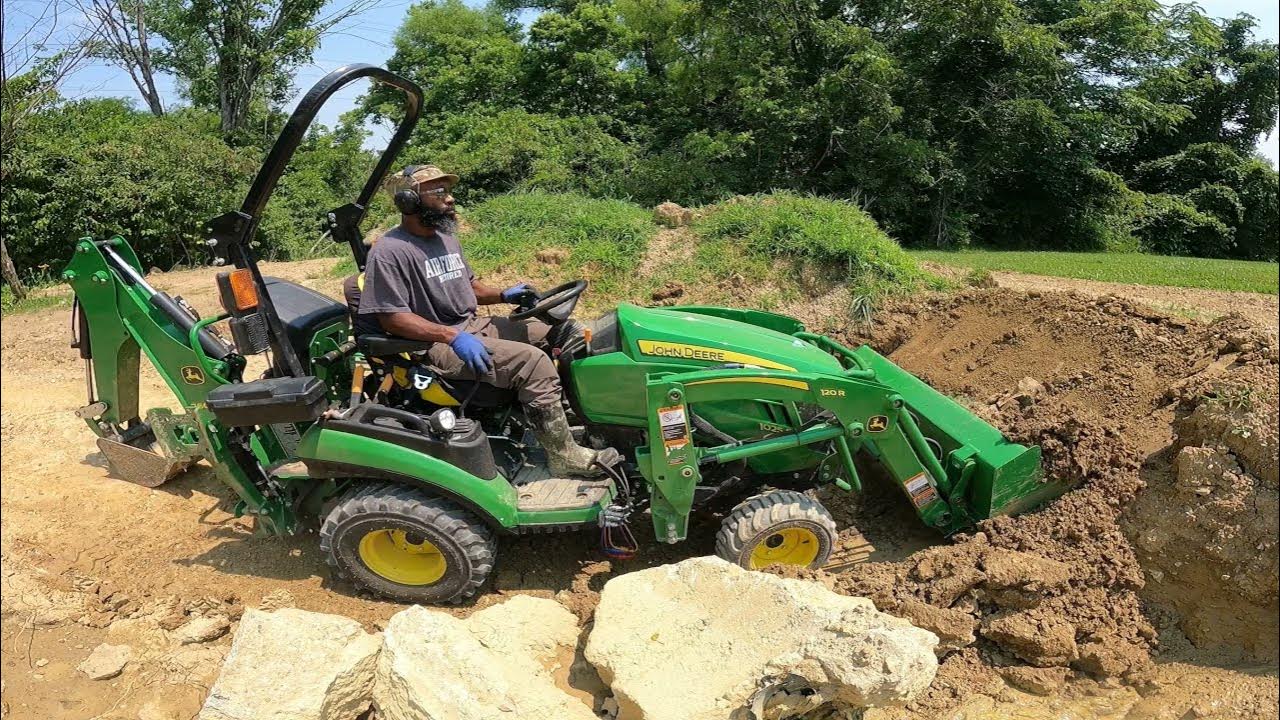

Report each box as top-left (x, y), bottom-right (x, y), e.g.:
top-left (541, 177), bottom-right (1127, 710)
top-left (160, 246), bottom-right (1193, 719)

top-left (263, 278), bottom-right (349, 364)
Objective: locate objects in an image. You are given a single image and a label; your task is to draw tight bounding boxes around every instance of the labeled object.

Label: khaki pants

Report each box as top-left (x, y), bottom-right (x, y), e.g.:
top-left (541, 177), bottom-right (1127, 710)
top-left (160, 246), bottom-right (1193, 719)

top-left (425, 315), bottom-right (562, 410)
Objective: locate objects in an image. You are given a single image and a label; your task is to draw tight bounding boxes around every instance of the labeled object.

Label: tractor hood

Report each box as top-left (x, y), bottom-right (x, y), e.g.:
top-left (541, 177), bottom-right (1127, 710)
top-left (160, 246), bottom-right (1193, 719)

top-left (614, 304), bottom-right (843, 374)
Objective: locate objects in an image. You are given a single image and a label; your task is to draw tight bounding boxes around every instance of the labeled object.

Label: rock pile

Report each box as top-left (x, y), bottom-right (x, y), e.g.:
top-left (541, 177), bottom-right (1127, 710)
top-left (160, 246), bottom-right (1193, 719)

top-left (195, 558), bottom-right (938, 720)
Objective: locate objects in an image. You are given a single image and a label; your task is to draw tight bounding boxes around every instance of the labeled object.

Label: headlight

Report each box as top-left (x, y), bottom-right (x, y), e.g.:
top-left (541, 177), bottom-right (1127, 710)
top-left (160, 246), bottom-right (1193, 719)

top-left (429, 408), bottom-right (457, 435)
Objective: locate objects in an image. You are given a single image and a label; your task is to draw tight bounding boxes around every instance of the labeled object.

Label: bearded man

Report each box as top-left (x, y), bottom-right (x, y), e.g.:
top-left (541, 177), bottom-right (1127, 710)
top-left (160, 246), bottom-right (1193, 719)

top-left (352, 165), bottom-right (616, 477)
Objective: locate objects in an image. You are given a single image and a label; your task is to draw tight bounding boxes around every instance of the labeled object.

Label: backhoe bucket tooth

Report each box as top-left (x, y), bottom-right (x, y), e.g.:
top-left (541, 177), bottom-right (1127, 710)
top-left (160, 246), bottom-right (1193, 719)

top-left (95, 433), bottom-right (193, 488)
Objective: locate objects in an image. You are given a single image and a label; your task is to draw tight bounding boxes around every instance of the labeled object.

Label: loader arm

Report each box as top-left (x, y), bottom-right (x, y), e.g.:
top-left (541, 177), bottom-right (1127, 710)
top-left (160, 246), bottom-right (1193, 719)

top-left (636, 360), bottom-right (1052, 543)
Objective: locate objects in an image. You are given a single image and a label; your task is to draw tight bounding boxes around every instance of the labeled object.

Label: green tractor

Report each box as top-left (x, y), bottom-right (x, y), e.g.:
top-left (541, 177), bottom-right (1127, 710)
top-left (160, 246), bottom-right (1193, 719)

top-left (63, 65), bottom-right (1068, 604)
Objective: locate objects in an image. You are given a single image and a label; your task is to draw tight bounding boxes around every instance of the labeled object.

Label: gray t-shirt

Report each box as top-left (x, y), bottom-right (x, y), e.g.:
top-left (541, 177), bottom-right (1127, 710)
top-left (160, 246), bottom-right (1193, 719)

top-left (357, 226), bottom-right (477, 329)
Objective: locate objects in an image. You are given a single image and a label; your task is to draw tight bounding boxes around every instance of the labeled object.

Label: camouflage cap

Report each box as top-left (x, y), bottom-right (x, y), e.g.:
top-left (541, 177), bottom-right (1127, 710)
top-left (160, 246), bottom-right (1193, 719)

top-left (385, 165), bottom-right (459, 198)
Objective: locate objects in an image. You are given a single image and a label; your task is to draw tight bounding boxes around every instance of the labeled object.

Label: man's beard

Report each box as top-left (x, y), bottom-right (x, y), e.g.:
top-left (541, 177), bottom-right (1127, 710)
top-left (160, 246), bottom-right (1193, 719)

top-left (421, 208), bottom-right (457, 234)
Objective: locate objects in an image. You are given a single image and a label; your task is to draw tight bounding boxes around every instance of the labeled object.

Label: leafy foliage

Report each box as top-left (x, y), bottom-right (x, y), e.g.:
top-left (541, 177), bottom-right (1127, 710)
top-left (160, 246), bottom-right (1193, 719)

top-left (1132, 143), bottom-right (1279, 260)
top-left (463, 191), bottom-right (654, 279)
top-left (0, 98), bottom-right (372, 276)
top-left (361, 0), bottom-right (1277, 261)
top-left (691, 192), bottom-right (927, 293)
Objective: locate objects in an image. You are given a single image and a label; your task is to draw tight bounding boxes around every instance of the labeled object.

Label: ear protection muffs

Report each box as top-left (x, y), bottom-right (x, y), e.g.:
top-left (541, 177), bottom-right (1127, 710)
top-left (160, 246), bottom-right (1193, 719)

top-left (392, 165), bottom-right (423, 215)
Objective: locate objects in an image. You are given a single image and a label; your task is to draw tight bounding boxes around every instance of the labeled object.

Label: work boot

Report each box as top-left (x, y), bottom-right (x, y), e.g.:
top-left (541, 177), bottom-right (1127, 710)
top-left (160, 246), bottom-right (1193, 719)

top-left (527, 403), bottom-right (619, 478)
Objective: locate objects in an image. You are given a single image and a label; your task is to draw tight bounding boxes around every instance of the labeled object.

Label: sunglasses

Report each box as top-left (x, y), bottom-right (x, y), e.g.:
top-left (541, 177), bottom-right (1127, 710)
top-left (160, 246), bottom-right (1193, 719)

top-left (418, 186), bottom-right (451, 197)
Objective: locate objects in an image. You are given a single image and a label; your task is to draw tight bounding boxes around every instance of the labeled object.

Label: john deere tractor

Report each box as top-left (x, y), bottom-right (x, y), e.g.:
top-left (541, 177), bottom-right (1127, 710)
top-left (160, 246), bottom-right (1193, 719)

top-left (63, 65), bottom-right (1068, 603)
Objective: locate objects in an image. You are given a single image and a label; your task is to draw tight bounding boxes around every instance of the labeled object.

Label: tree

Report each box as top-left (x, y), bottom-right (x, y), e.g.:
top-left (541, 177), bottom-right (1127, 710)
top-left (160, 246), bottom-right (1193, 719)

top-left (521, 1), bottom-right (638, 117)
top-left (1121, 12), bottom-right (1280, 167)
top-left (77, 0), bottom-right (166, 115)
top-left (1, 0), bottom-right (93, 297)
top-left (147, 0), bottom-right (375, 141)
top-left (359, 0), bottom-right (1277, 258)
top-left (360, 0), bottom-right (525, 127)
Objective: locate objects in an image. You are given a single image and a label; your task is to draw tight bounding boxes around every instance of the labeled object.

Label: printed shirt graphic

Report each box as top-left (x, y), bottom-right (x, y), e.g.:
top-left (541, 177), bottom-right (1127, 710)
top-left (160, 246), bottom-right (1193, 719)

top-left (357, 226), bottom-right (478, 329)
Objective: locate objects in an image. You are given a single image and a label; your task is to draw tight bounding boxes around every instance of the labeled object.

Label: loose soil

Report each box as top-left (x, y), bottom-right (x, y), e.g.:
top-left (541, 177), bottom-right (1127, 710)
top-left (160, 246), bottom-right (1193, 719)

top-left (2, 261), bottom-right (1277, 719)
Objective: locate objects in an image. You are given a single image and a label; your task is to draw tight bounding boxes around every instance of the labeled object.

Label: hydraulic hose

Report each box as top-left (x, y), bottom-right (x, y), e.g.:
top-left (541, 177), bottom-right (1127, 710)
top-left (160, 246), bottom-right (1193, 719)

top-left (100, 244), bottom-right (233, 361)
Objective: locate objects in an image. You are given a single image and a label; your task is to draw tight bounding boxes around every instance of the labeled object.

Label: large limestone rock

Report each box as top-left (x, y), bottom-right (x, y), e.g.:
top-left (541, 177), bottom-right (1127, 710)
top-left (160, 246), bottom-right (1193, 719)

top-left (585, 557), bottom-right (939, 720)
top-left (199, 608), bottom-right (381, 720)
top-left (374, 595), bottom-right (596, 720)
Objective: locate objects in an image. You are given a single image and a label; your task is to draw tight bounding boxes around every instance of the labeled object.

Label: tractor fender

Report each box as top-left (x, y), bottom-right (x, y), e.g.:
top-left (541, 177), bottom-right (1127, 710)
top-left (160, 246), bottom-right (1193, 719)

top-left (294, 425), bottom-right (519, 530)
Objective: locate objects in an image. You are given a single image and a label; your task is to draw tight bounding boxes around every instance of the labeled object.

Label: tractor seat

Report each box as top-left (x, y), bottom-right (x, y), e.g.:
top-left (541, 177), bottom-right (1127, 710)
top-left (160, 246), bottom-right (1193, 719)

top-left (343, 275), bottom-right (513, 409)
top-left (356, 334), bottom-right (516, 409)
top-left (263, 277), bottom-right (349, 362)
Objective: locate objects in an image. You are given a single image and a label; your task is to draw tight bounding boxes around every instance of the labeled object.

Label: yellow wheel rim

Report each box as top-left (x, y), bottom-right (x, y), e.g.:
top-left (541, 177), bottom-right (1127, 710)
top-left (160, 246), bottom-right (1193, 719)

top-left (749, 527), bottom-right (821, 569)
top-left (358, 529), bottom-right (447, 585)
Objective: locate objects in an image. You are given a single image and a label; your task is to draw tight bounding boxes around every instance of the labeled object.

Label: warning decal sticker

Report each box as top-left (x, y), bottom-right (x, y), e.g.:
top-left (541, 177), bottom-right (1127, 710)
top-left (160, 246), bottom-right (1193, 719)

top-left (903, 472), bottom-right (939, 508)
top-left (658, 405), bottom-right (689, 453)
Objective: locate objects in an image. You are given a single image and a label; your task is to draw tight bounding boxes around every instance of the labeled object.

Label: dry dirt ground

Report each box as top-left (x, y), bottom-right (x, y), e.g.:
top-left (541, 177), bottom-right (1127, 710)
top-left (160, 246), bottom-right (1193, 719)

top-left (2, 259), bottom-right (1277, 719)
top-left (918, 262), bottom-right (1280, 330)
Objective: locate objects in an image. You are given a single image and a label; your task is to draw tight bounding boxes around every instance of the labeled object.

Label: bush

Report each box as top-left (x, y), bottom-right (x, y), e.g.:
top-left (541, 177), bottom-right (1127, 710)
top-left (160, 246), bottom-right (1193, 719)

top-left (691, 192), bottom-right (925, 294)
top-left (406, 110), bottom-right (636, 203)
top-left (2, 101), bottom-right (256, 274)
top-left (461, 191), bottom-right (656, 293)
top-left (1, 99), bottom-right (379, 280)
top-left (1131, 143), bottom-right (1280, 260)
top-left (1129, 193), bottom-right (1235, 257)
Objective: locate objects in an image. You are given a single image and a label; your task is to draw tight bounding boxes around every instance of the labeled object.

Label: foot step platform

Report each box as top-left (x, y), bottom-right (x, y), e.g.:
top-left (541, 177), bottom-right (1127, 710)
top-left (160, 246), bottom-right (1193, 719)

top-left (512, 465), bottom-right (611, 511)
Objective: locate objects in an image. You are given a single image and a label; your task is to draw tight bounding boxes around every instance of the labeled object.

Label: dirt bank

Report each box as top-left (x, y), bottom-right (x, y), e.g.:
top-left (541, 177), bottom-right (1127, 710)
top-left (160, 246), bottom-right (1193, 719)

top-left (814, 289), bottom-right (1279, 715)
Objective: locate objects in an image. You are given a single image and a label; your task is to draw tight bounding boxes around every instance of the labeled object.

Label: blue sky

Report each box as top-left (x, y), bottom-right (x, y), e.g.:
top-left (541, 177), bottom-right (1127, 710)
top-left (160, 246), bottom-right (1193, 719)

top-left (5, 0), bottom-right (1279, 163)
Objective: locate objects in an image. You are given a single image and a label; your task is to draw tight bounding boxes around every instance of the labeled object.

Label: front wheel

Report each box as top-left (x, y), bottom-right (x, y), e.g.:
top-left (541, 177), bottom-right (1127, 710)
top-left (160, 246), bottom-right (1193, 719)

top-left (319, 483), bottom-right (497, 604)
top-left (715, 490), bottom-right (837, 570)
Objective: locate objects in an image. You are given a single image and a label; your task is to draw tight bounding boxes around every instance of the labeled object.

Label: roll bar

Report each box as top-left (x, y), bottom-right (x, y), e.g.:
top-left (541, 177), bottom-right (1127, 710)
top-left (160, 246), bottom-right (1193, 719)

top-left (204, 64), bottom-right (423, 377)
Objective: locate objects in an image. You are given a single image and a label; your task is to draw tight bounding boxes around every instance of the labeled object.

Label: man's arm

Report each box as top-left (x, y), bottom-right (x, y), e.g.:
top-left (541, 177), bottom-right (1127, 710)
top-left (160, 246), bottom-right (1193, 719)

top-left (376, 312), bottom-right (458, 343)
top-left (472, 279), bottom-right (504, 306)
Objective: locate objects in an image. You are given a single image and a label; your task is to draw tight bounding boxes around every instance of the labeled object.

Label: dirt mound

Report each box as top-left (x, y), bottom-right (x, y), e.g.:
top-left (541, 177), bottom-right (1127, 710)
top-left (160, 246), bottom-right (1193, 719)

top-left (804, 289), bottom-right (1279, 712)
top-left (1126, 358), bottom-right (1279, 662)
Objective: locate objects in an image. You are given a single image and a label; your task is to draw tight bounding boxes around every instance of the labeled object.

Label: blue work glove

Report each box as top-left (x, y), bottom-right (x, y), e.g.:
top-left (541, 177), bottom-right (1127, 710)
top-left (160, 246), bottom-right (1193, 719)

top-left (501, 283), bottom-right (535, 304)
top-left (449, 332), bottom-right (493, 375)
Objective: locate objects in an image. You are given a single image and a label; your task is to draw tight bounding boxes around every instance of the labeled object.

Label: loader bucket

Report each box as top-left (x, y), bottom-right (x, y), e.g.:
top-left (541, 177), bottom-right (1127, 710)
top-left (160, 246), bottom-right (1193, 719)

top-left (851, 347), bottom-right (1073, 521)
top-left (94, 427), bottom-right (193, 484)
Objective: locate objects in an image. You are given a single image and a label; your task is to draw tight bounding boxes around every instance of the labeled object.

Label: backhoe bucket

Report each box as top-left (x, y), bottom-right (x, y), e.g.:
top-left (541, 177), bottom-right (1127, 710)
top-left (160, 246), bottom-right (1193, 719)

top-left (851, 347), bottom-right (1072, 520)
top-left (95, 420), bottom-right (197, 488)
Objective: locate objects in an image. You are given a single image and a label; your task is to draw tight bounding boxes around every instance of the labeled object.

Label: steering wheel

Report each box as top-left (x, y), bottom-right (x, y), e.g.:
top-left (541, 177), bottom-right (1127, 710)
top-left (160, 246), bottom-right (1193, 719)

top-left (509, 280), bottom-right (588, 323)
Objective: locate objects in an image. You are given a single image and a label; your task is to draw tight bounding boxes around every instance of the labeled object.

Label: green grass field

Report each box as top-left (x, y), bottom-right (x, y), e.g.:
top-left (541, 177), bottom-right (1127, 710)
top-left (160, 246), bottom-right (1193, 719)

top-left (910, 250), bottom-right (1279, 294)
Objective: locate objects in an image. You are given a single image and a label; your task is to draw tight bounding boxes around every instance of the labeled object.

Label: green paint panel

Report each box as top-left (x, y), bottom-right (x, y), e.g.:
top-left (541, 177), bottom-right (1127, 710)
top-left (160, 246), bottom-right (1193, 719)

top-left (618, 303), bottom-right (843, 374)
top-left (295, 425), bottom-right (521, 528)
top-left (572, 303), bottom-right (841, 429)
top-left (64, 237), bottom-right (230, 424)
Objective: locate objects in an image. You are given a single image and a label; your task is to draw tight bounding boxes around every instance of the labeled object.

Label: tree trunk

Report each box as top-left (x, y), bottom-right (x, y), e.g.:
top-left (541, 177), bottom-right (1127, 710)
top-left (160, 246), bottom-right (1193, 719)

top-left (1, 237), bottom-right (28, 300)
top-left (133, 0), bottom-right (164, 116)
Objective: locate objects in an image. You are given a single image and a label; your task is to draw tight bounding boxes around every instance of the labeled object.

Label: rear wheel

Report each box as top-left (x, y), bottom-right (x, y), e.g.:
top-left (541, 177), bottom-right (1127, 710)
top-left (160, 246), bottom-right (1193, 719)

top-left (715, 490), bottom-right (837, 570)
top-left (319, 483), bottom-right (497, 604)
